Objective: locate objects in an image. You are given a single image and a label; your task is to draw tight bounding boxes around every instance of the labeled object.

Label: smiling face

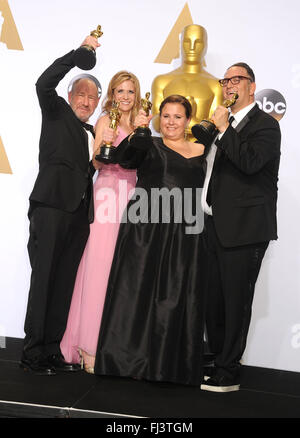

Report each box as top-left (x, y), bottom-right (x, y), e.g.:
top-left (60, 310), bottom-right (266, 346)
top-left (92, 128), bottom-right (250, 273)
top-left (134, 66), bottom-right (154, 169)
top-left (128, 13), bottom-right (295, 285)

top-left (68, 79), bottom-right (99, 122)
top-left (160, 103), bottom-right (190, 141)
top-left (222, 66), bottom-right (256, 113)
top-left (113, 80), bottom-right (136, 113)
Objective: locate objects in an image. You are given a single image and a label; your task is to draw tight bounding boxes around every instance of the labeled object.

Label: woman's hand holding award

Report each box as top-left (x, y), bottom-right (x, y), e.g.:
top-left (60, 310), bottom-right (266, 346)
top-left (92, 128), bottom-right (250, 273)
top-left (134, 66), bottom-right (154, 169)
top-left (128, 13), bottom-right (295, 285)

top-left (129, 92), bottom-right (153, 149)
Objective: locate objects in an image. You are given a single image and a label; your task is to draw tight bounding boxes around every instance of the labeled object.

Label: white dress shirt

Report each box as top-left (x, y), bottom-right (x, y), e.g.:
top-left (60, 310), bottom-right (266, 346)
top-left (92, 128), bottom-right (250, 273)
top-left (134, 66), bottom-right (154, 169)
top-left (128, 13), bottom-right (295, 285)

top-left (84, 127), bottom-right (95, 161)
top-left (201, 102), bottom-right (256, 215)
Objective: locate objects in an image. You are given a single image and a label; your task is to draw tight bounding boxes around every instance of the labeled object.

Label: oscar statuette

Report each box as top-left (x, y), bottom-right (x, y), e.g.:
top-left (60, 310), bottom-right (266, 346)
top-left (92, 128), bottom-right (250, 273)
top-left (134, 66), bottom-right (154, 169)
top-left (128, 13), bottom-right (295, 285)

top-left (73, 25), bottom-right (103, 70)
top-left (151, 25), bottom-right (224, 141)
top-left (191, 93), bottom-right (239, 146)
top-left (129, 92), bottom-right (152, 148)
top-left (95, 101), bottom-right (121, 163)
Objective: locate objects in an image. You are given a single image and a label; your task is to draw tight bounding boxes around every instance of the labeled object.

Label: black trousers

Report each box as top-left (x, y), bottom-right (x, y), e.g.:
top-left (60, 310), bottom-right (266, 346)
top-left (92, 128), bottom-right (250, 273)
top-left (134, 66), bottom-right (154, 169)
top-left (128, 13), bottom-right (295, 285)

top-left (23, 201), bottom-right (89, 360)
top-left (204, 215), bottom-right (268, 379)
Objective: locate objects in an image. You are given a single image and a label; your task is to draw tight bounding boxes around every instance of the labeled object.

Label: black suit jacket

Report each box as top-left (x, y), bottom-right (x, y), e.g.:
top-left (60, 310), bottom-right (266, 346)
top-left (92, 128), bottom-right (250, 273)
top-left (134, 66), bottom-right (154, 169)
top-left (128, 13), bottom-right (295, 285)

top-left (210, 104), bottom-right (281, 247)
top-left (29, 51), bottom-right (94, 221)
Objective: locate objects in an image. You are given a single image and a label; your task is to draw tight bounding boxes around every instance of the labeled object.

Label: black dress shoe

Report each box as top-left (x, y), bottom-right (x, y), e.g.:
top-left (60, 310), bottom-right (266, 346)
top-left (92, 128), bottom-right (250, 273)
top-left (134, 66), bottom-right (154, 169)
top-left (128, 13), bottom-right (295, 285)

top-left (201, 375), bottom-right (240, 392)
top-left (20, 357), bottom-right (56, 376)
top-left (47, 353), bottom-right (81, 372)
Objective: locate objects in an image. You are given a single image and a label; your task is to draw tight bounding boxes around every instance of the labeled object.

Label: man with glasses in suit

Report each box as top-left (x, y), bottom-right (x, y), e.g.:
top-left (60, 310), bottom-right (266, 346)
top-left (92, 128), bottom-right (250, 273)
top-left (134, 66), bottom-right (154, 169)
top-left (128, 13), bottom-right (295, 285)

top-left (195, 62), bottom-right (281, 392)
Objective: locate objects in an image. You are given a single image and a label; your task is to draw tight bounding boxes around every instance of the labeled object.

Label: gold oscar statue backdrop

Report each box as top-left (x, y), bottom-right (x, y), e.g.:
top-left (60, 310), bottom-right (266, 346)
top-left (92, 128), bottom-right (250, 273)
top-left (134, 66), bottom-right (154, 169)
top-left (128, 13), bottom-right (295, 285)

top-left (0, 136), bottom-right (12, 174)
top-left (151, 24), bottom-right (223, 140)
top-left (0, 0), bottom-right (23, 174)
top-left (0, 0), bottom-right (23, 49)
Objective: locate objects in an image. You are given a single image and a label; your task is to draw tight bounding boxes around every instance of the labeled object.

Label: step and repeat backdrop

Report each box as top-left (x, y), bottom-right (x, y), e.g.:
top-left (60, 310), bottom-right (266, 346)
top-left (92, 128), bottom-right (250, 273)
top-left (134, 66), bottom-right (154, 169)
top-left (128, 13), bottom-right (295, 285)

top-left (0, 0), bottom-right (299, 372)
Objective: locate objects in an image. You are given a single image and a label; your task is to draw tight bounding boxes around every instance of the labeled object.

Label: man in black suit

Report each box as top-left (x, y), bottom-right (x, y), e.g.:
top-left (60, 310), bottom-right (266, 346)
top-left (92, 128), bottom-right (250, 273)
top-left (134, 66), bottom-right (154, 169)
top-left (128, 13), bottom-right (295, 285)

top-left (197, 63), bottom-right (281, 392)
top-left (21, 35), bottom-right (101, 375)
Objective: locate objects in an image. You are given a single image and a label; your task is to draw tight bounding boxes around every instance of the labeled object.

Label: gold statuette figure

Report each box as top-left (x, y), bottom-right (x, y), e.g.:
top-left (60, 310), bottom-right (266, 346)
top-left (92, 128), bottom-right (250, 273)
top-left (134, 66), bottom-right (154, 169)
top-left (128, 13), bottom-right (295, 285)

top-left (192, 93), bottom-right (239, 146)
top-left (90, 25), bottom-right (103, 40)
top-left (73, 25), bottom-right (103, 71)
top-left (137, 92), bottom-right (152, 131)
top-left (108, 101), bottom-right (121, 131)
top-left (129, 92), bottom-right (153, 147)
top-left (151, 24), bottom-right (223, 140)
top-left (141, 92), bottom-right (152, 118)
top-left (95, 101), bottom-right (121, 163)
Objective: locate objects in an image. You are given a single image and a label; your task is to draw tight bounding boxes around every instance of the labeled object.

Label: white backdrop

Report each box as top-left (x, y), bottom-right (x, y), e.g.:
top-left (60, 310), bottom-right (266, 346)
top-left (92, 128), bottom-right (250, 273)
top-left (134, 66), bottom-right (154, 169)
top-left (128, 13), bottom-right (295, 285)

top-left (0, 0), bottom-right (299, 372)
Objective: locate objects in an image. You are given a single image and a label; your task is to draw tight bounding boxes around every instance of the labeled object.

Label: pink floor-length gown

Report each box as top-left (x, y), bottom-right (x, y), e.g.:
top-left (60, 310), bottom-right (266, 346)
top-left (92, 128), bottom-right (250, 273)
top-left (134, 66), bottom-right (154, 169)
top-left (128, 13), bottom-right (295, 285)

top-left (60, 128), bottom-right (136, 363)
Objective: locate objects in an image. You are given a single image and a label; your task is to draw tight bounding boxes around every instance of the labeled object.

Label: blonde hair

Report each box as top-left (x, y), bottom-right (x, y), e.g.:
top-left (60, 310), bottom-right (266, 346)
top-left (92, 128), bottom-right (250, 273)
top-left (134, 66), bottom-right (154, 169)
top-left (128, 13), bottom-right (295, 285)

top-left (101, 71), bottom-right (141, 127)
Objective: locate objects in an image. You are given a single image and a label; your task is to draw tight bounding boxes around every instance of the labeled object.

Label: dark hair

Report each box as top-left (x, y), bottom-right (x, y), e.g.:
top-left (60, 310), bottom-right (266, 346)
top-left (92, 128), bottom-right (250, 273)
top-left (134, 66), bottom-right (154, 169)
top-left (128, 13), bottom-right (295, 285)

top-left (228, 62), bottom-right (255, 82)
top-left (159, 94), bottom-right (192, 119)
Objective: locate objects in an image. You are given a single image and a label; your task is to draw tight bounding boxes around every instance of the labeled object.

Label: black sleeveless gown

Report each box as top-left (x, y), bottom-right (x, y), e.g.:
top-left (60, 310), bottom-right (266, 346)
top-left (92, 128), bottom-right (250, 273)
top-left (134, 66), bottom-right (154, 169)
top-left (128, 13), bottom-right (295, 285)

top-left (94, 136), bottom-right (207, 385)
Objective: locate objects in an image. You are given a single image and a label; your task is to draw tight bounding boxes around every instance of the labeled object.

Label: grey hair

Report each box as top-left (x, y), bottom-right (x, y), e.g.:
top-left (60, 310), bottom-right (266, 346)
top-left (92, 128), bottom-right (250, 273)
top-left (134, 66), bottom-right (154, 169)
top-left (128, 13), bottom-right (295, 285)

top-left (68, 74), bottom-right (102, 97)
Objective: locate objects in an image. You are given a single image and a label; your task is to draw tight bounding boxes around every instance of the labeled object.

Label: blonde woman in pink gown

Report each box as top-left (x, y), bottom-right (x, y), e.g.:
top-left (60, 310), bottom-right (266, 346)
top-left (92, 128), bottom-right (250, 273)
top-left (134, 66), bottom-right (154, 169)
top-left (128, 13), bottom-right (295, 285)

top-left (60, 71), bottom-right (141, 373)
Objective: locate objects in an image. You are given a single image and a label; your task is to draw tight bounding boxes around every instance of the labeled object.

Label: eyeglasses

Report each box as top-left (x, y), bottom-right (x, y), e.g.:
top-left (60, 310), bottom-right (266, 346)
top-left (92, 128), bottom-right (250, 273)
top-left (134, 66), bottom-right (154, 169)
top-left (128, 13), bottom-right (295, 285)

top-left (219, 76), bottom-right (253, 87)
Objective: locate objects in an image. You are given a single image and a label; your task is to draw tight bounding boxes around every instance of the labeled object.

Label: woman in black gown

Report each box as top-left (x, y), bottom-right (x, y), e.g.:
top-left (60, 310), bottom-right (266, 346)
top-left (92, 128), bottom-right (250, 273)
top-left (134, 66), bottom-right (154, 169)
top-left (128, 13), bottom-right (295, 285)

top-left (95, 95), bottom-right (207, 385)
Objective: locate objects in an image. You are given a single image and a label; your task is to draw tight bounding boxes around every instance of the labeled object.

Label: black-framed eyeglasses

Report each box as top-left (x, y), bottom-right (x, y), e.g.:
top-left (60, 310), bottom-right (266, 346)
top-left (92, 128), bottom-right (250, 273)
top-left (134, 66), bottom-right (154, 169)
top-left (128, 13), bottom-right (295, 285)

top-left (219, 76), bottom-right (253, 87)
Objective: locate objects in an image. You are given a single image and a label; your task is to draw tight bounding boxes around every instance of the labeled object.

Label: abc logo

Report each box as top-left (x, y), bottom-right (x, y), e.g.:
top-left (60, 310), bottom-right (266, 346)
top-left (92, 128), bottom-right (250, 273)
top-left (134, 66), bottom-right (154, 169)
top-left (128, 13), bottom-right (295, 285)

top-left (255, 89), bottom-right (286, 121)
